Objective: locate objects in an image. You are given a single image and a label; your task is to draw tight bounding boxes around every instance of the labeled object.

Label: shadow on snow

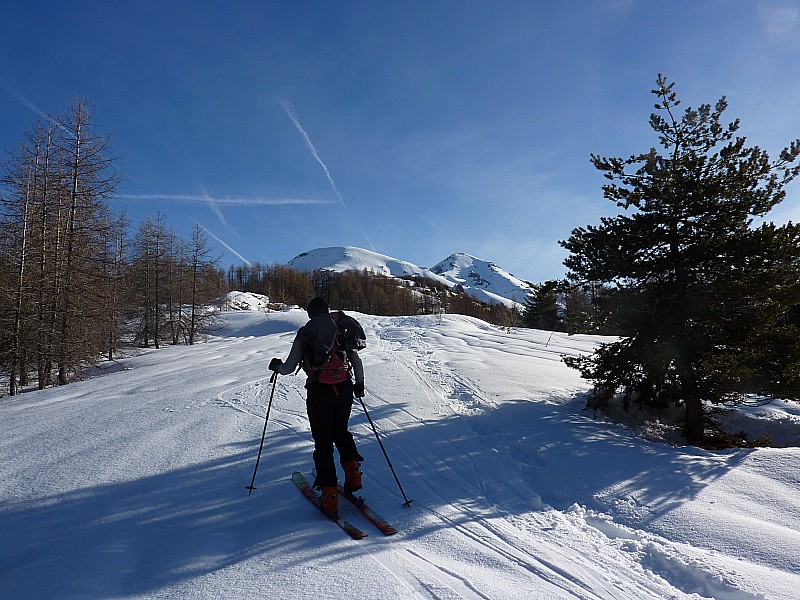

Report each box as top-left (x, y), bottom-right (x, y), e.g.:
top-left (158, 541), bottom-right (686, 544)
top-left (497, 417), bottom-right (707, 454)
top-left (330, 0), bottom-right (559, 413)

top-left (1, 392), bottom-right (755, 598)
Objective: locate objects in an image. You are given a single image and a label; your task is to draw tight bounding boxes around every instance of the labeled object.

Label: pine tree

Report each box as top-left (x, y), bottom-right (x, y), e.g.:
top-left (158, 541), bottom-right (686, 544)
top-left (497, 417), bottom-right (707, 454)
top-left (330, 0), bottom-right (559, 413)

top-left (561, 75), bottom-right (800, 444)
top-left (522, 280), bottom-right (560, 330)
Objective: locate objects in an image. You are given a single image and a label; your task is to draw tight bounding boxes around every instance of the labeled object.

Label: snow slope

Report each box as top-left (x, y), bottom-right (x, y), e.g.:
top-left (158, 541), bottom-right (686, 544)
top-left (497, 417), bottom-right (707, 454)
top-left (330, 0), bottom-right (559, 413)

top-left (287, 246), bottom-right (533, 307)
top-left (431, 252), bottom-right (534, 306)
top-left (288, 246), bottom-right (443, 281)
top-left (2, 302), bottom-right (800, 599)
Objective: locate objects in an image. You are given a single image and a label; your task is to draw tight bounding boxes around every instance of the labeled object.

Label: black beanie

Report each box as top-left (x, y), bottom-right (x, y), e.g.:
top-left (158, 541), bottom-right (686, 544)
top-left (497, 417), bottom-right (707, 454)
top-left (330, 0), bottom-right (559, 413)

top-left (306, 296), bottom-right (328, 318)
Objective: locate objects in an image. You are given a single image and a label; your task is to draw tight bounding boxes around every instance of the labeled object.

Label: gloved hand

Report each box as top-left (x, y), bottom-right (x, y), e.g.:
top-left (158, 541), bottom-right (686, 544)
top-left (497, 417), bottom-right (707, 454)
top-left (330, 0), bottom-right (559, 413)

top-left (269, 358), bottom-right (283, 372)
top-left (353, 381), bottom-right (365, 398)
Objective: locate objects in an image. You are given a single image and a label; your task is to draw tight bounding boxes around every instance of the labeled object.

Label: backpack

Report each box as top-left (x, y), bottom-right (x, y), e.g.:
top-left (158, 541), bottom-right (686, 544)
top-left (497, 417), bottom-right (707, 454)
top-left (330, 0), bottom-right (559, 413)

top-left (302, 311), bottom-right (366, 385)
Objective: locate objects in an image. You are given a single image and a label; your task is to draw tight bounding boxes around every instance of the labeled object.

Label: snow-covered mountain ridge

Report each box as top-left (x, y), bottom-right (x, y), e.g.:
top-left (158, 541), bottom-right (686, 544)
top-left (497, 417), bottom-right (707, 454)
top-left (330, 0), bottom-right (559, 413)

top-left (287, 246), bottom-right (534, 307)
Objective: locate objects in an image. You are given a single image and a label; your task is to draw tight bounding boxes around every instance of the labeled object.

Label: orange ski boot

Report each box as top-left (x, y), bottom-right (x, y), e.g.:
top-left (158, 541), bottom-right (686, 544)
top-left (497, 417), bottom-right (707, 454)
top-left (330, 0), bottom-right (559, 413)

top-left (320, 486), bottom-right (339, 518)
top-left (343, 461), bottom-right (362, 495)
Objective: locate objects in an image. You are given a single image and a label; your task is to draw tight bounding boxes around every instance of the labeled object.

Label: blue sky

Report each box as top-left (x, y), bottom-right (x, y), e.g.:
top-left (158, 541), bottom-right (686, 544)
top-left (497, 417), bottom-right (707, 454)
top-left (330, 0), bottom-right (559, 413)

top-left (2, 1), bottom-right (800, 282)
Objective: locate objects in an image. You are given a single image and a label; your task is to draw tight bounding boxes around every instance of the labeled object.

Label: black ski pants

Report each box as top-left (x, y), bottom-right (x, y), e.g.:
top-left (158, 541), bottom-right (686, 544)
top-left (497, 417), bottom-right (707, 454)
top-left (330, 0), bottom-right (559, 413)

top-left (306, 380), bottom-right (364, 488)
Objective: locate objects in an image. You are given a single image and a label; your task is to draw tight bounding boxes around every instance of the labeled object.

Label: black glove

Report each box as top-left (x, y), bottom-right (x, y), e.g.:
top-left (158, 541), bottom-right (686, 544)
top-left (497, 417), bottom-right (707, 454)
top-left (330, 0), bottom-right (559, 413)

top-left (269, 358), bottom-right (283, 373)
top-left (353, 381), bottom-right (365, 398)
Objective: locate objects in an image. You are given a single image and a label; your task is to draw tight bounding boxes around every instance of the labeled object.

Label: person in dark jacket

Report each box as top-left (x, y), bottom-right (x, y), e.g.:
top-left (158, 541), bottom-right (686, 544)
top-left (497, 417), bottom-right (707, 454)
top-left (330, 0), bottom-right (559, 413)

top-left (269, 297), bottom-right (365, 517)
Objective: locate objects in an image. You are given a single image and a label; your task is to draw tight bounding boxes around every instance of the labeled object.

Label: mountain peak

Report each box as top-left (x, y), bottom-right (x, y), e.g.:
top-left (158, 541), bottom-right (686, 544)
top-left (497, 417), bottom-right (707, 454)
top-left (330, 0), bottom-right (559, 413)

top-left (287, 246), bottom-right (532, 306)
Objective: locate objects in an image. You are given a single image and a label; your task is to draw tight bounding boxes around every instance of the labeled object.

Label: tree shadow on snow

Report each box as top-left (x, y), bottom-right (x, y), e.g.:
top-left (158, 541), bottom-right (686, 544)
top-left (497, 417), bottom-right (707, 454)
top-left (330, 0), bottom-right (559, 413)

top-left (346, 394), bottom-right (751, 535)
top-left (0, 428), bottom-right (371, 599)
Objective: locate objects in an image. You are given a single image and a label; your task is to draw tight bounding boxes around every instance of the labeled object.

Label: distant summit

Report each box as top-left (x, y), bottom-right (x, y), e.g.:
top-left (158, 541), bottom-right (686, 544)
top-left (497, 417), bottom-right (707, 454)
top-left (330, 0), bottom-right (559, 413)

top-left (288, 246), bottom-right (442, 280)
top-left (430, 253), bottom-right (534, 306)
top-left (287, 246), bottom-right (533, 307)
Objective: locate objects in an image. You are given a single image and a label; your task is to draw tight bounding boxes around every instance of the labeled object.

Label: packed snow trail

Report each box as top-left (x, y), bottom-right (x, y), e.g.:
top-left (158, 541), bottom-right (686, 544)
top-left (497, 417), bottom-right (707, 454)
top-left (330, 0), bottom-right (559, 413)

top-left (2, 304), bottom-right (799, 599)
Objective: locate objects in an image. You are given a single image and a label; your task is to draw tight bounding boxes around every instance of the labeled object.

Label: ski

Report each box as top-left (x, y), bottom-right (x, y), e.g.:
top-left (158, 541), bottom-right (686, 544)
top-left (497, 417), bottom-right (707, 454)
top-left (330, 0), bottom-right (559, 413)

top-left (338, 485), bottom-right (399, 536)
top-left (291, 472), bottom-right (367, 540)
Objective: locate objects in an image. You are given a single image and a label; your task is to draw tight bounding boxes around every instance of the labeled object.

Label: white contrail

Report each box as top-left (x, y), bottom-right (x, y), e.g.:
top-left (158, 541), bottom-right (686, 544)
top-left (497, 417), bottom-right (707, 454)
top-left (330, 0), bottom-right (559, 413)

top-left (2, 79), bottom-right (52, 122)
top-left (278, 97), bottom-right (345, 204)
top-left (199, 186), bottom-right (231, 233)
top-left (121, 194), bottom-right (335, 206)
top-left (207, 200), bottom-right (229, 231)
top-left (2, 79), bottom-right (71, 135)
top-left (277, 96), bottom-right (376, 250)
top-left (198, 223), bottom-right (252, 266)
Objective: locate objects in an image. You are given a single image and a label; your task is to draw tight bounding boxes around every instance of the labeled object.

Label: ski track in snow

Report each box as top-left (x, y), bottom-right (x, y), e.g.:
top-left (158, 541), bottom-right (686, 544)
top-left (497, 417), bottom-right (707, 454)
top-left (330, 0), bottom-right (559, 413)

top-left (363, 315), bottom-right (783, 600)
top-left (2, 307), bottom-right (798, 599)
top-left (352, 316), bottom-right (759, 599)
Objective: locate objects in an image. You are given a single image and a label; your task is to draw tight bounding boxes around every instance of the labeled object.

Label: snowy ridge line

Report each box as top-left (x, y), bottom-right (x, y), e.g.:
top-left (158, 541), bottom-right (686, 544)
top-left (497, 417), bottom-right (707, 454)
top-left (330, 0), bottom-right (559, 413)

top-left (287, 246), bottom-right (534, 307)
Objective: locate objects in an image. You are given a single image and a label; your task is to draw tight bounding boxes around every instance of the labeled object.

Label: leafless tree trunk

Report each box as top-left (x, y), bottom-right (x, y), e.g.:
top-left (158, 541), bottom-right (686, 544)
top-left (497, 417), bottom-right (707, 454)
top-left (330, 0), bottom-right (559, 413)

top-left (54, 99), bottom-right (120, 384)
top-left (187, 224), bottom-right (220, 345)
top-left (4, 135), bottom-right (38, 394)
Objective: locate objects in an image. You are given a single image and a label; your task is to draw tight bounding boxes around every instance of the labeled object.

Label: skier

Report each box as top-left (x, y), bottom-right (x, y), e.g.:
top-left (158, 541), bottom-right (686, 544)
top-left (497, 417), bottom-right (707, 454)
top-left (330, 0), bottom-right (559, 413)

top-left (269, 297), bottom-right (365, 517)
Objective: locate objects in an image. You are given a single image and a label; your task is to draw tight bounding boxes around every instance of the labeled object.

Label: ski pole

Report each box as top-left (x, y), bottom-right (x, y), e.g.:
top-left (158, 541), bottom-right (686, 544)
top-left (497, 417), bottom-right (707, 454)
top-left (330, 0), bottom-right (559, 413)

top-left (246, 371), bottom-right (278, 495)
top-left (545, 318), bottom-right (561, 348)
top-left (357, 393), bottom-right (413, 507)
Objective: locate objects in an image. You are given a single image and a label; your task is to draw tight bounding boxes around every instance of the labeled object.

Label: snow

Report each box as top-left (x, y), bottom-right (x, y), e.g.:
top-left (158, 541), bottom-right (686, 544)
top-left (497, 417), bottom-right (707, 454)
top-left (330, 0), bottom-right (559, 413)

top-left (430, 252), bottom-right (534, 306)
top-left (2, 298), bottom-right (799, 599)
top-left (222, 291), bottom-right (272, 312)
top-left (287, 246), bottom-right (533, 307)
top-left (288, 246), bottom-right (448, 281)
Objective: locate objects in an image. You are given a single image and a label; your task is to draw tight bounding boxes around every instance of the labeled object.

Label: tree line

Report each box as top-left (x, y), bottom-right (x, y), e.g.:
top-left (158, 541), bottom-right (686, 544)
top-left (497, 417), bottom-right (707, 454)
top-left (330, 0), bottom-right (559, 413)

top-left (0, 97), bottom-right (523, 397)
top-left (0, 99), bottom-right (224, 396)
top-left (129, 215), bottom-right (225, 349)
top-left (12, 79), bottom-right (794, 449)
top-left (226, 262), bottom-right (524, 325)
